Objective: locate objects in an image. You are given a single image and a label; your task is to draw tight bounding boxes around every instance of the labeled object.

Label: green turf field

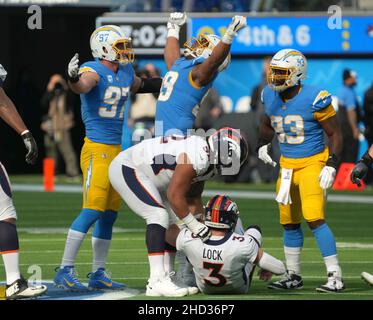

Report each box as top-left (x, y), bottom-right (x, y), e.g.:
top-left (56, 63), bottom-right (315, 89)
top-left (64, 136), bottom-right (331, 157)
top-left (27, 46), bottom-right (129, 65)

top-left (1, 179), bottom-right (373, 300)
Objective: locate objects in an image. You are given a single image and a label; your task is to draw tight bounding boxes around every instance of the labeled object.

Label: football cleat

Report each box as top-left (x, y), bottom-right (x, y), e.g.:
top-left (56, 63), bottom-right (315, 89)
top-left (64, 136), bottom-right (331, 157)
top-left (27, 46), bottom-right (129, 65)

top-left (6, 276), bottom-right (47, 300)
top-left (169, 271), bottom-right (199, 295)
top-left (316, 272), bottom-right (345, 293)
top-left (54, 266), bottom-right (88, 291)
top-left (361, 272), bottom-right (373, 286)
top-left (88, 268), bottom-right (126, 290)
top-left (146, 275), bottom-right (189, 297)
top-left (267, 272), bottom-right (303, 290)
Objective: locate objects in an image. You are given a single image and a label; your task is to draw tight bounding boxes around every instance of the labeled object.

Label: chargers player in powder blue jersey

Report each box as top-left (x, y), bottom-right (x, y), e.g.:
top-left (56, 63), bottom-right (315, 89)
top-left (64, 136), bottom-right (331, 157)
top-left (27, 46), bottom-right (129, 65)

top-left (54, 25), bottom-right (162, 291)
top-left (155, 13), bottom-right (247, 136)
top-left (257, 49), bottom-right (345, 293)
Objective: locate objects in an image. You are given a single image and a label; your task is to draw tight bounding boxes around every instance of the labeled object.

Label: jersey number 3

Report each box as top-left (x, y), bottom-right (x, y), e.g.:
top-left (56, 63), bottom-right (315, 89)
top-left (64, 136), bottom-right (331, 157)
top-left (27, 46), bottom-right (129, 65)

top-left (203, 262), bottom-right (227, 287)
top-left (271, 115), bottom-right (304, 144)
top-left (158, 71), bottom-right (179, 102)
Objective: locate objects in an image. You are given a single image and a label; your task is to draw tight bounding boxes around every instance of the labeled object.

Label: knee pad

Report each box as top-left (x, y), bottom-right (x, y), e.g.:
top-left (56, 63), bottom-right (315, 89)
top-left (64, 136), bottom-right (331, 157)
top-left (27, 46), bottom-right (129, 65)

top-left (92, 210), bottom-right (118, 240)
top-left (71, 209), bottom-right (102, 233)
top-left (146, 224), bottom-right (166, 254)
top-left (0, 221), bottom-right (19, 253)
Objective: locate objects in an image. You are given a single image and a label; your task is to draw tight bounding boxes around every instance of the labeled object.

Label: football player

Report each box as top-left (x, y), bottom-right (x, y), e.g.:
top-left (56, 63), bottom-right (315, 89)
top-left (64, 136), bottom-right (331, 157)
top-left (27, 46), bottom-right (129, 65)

top-left (155, 13), bottom-right (247, 136)
top-left (257, 49), bottom-right (345, 292)
top-left (351, 144), bottom-right (373, 287)
top-left (176, 195), bottom-right (286, 294)
top-left (54, 25), bottom-right (162, 291)
top-left (0, 64), bottom-right (47, 299)
top-left (108, 127), bottom-right (248, 296)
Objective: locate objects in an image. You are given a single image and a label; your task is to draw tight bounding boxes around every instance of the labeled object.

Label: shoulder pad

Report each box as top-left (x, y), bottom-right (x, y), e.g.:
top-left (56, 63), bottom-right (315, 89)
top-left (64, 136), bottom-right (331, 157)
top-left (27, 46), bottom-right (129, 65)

top-left (311, 90), bottom-right (332, 112)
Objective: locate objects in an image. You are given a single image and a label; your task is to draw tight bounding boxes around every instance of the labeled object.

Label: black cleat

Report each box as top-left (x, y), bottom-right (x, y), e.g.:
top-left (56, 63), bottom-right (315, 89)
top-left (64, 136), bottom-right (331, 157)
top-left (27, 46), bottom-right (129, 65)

top-left (268, 272), bottom-right (303, 290)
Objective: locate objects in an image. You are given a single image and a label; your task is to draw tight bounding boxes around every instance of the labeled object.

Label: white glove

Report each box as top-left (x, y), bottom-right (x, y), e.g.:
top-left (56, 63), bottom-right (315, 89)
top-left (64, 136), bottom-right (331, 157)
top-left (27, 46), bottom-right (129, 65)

top-left (167, 12), bottom-right (187, 39)
top-left (222, 15), bottom-right (247, 44)
top-left (183, 213), bottom-right (211, 242)
top-left (258, 144), bottom-right (277, 167)
top-left (68, 53), bottom-right (79, 80)
top-left (319, 166), bottom-right (336, 189)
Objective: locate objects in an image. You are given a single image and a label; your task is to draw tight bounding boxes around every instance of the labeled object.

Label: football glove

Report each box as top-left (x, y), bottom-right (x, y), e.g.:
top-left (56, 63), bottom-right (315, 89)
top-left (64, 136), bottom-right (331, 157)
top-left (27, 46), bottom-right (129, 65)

top-left (258, 143), bottom-right (277, 167)
top-left (183, 213), bottom-right (211, 242)
top-left (319, 154), bottom-right (338, 190)
top-left (67, 53), bottom-right (80, 83)
top-left (21, 131), bottom-right (38, 165)
top-left (350, 151), bottom-right (373, 187)
top-left (167, 12), bottom-right (187, 39)
top-left (222, 15), bottom-right (247, 44)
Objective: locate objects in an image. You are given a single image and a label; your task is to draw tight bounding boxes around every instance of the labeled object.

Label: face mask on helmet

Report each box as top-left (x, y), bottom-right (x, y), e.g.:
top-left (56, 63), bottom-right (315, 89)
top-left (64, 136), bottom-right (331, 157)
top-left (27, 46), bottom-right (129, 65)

top-left (267, 66), bottom-right (297, 92)
top-left (204, 195), bottom-right (239, 230)
top-left (184, 35), bottom-right (211, 58)
top-left (112, 38), bottom-right (135, 64)
top-left (207, 127), bottom-right (249, 176)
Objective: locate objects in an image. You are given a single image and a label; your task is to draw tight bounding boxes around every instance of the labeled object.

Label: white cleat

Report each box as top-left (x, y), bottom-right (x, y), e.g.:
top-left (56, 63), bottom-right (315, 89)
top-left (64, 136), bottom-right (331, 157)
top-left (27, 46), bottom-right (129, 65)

top-left (6, 276), bottom-right (47, 300)
top-left (169, 271), bottom-right (199, 295)
top-left (146, 275), bottom-right (189, 297)
top-left (361, 272), bottom-right (373, 286)
top-left (316, 272), bottom-right (345, 293)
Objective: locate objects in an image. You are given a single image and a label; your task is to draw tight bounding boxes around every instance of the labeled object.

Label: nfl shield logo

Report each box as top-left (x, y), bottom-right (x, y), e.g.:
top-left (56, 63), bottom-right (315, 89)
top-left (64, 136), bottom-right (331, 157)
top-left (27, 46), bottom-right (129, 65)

top-left (107, 75), bottom-right (113, 83)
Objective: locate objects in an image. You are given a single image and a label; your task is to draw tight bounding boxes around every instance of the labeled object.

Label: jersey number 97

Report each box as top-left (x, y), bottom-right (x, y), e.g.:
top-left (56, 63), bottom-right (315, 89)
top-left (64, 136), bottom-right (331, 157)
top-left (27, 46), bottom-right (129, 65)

top-left (99, 86), bottom-right (130, 119)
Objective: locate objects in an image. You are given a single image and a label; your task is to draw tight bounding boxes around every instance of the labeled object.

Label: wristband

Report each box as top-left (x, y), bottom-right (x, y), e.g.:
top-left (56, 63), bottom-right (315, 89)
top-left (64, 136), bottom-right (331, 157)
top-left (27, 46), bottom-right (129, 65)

top-left (326, 153), bottom-right (338, 169)
top-left (222, 29), bottom-right (235, 45)
top-left (66, 70), bottom-right (79, 83)
top-left (167, 23), bottom-right (180, 39)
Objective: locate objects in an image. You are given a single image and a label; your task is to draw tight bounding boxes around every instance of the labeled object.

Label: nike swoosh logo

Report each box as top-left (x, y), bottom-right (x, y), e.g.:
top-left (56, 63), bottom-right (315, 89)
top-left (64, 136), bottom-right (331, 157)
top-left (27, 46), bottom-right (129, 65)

top-left (98, 280), bottom-right (113, 287)
top-left (64, 279), bottom-right (75, 287)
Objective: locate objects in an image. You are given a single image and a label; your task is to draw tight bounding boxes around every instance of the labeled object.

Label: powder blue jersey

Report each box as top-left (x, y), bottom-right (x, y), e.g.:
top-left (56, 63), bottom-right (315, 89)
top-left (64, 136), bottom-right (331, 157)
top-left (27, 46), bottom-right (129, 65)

top-left (262, 84), bottom-right (335, 159)
top-left (78, 60), bottom-right (134, 145)
top-left (155, 57), bottom-right (214, 136)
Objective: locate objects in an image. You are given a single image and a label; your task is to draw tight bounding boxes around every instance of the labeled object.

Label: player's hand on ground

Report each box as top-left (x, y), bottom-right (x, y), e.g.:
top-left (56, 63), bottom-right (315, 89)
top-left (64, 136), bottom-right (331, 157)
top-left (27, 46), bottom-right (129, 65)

top-left (258, 143), bottom-right (277, 167)
top-left (258, 269), bottom-right (273, 281)
top-left (319, 166), bottom-right (336, 189)
top-left (350, 162), bottom-right (368, 187)
top-left (168, 12), bottom-right (187, 28)
top-left (68, 53), bottom-right (79, 79)
top-left (22, 131), bottom-right (38, 165)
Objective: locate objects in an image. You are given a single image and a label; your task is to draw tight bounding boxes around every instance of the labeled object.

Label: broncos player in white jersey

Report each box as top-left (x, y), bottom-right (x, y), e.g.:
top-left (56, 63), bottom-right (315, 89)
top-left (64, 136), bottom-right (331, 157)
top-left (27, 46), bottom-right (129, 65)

top-left (176, 195), bottom-right (286, 294)
top-left (109, 127), bottom-right (248, 296)
top-left (0, 64), bottom-right (46, 299)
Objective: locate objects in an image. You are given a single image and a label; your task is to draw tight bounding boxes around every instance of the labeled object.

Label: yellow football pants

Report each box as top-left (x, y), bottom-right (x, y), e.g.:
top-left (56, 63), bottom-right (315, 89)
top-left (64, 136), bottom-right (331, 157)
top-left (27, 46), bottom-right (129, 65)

top-left (276, 163), bottom-right (326, 225)
top-left (80, 137), bottom-right (122, 212)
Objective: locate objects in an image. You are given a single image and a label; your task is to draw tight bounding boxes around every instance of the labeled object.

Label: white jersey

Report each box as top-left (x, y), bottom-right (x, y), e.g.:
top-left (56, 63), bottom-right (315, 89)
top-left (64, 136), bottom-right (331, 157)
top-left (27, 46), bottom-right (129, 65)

top-left (176, 228), bottom-right (259, 294)
top-left (115, 135), bottom-right (213, 193)
top-left (0, 64), bottom-right (7, 86)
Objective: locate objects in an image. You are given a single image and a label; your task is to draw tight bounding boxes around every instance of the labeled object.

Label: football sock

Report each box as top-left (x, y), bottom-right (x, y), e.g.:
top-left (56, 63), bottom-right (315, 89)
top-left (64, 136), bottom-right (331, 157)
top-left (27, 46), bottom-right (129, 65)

top-left (164, 242), bottom-right (176, 273)
top-left (61, 229), bottom-right (86, 268)
top-left (2, 252), bottom-right (20, 285)
top-left (0, 221), bottom-right (21, 285)
top-left (146, 224), bottom-right (166, 280)
top-left (283, 226), bottom-right (304, 275)
top-left (61, 209), bottom-right (101, 268)
top-left (91, 210), bottom-right (117, 272)
top-left (311, 223), bottom-right (340, 274)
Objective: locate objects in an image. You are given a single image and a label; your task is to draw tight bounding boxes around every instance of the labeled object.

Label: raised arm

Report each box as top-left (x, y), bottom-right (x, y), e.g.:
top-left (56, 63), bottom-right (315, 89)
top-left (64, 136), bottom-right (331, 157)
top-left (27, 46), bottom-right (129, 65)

top-left (191, 15), bottom-right (246, 87)
top-left (66, 54), bottom-right (99, 94)
top-left (164, 12), bottom-right (187, 70)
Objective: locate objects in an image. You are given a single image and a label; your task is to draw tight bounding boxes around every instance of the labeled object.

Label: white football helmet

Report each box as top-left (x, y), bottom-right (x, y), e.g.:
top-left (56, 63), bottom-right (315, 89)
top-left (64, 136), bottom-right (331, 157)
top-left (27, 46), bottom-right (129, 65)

top-left (184, 34), bottom-right (230, 72)
top-left (267, 48), bottom-right (307, 92)
top-left (90, 25), bottom-right (134, 64)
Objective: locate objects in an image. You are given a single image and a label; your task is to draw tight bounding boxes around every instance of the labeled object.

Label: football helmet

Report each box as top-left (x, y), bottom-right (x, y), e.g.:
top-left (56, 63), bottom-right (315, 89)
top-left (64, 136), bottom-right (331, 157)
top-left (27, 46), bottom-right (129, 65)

top-left (267, 48), bottom-right (307, 92)
top-left (184, 34), bottom-right (230, 72)
top-left (207, 127), bottom-right (249, 176)
top-left (90, 25), bottom-right (134, 64)
top-left (205, 195), bottom-right (239, 230)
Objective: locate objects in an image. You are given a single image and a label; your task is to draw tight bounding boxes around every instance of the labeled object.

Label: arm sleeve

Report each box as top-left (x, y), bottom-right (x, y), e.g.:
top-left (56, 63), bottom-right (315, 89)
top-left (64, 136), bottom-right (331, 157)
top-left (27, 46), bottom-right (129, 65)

top-left (314, 104), bottom-right (336, 122)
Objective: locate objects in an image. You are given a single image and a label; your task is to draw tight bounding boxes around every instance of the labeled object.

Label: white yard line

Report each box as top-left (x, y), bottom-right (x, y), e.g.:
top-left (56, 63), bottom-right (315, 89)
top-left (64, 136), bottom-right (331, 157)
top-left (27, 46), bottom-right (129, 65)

top-left (12, 184), bottom-right (373, 204)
